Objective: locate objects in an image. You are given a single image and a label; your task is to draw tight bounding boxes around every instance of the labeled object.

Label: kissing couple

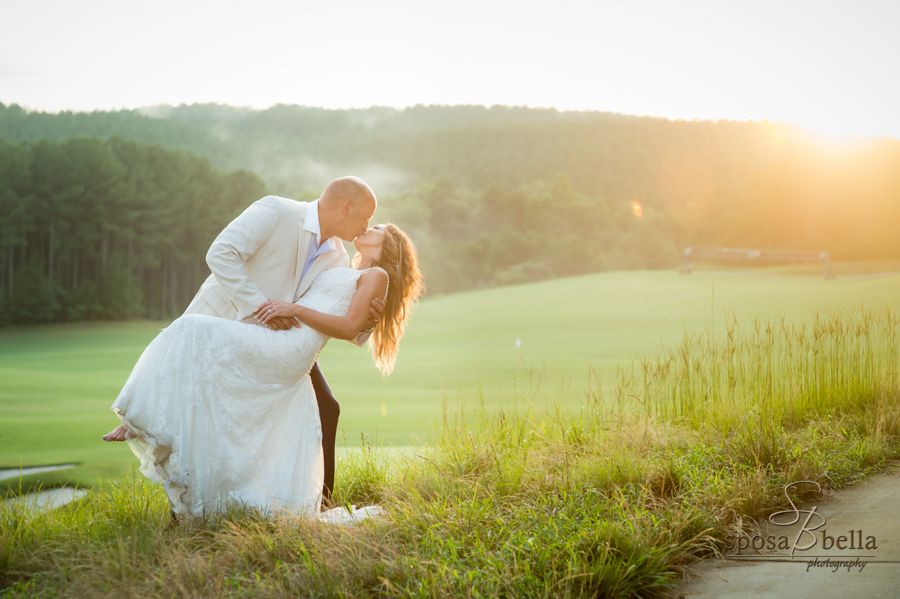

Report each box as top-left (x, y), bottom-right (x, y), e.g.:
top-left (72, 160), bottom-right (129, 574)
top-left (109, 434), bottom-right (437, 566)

top-left (103, 176), bottom-right (423, 523)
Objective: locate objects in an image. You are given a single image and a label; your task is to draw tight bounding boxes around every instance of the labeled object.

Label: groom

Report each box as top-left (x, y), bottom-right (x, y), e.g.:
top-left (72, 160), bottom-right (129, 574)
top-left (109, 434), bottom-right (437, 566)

top-left (183, 176), bottom-right (384, 505)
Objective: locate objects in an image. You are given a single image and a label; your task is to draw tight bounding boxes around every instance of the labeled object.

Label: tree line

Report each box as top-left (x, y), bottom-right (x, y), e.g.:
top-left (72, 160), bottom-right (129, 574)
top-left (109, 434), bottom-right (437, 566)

top-left (2, 102), bottom-right (900, 324)
top-left (4, 101), bottom-right (899, 262)
top-left (381, 174), bottom-right (679, 293)
top-left (0, 137), bottom-right (265, 326)
top-left (0, 130), bottom-right (677, 327)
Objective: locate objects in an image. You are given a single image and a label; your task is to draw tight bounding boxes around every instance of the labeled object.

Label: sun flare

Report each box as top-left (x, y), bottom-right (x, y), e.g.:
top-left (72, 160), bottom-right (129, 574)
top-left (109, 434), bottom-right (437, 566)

top-left (631, 200), bottom-right (643, 219)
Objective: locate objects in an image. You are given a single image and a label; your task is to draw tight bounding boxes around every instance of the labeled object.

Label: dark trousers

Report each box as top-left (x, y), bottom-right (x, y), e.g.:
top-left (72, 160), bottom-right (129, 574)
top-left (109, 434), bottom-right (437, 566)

top-left (309, 361), bottom-right (339, 505)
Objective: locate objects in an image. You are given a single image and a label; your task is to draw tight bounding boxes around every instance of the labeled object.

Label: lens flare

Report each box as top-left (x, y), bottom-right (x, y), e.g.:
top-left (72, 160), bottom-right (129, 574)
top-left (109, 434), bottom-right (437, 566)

top-left (631, 200), bottom-right (643, 218)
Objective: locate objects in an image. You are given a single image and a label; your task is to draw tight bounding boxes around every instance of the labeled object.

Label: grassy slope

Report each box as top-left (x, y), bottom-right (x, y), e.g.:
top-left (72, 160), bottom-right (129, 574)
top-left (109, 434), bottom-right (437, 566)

top-left (1, 270), bottom-right (897, 491)
top-left (318, 269), bottom-right (899, 436)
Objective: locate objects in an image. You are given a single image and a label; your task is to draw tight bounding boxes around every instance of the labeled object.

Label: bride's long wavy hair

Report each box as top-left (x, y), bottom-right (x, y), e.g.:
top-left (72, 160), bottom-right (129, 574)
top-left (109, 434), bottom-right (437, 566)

top-left (353, 224), bottom-right (424, 375)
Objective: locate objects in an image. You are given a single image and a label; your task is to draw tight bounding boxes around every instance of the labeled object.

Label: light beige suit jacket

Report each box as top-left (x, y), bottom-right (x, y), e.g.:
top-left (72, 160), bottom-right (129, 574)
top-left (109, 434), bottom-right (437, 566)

top-left (184, 196), bottom-right (364, 343)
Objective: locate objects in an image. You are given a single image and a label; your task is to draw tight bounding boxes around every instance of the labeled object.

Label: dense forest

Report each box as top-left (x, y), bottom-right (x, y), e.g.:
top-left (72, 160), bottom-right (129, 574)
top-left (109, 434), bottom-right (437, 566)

top-left (1, 101), bottom-right (899, 322)
top-left (0, 137), bottom-right (264, 325)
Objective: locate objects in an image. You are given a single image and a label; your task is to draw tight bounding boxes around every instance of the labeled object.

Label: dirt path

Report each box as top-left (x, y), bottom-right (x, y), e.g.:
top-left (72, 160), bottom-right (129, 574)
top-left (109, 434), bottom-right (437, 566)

top-left (1, 464), bottom-right (85, 510)
top-left (0, 464), bottom-right (77, 481)
top-left (678, 467), bottom-right (900, 597)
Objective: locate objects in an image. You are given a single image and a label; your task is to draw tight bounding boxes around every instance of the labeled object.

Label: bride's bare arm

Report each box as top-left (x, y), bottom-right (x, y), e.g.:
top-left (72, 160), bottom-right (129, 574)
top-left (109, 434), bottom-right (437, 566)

top-left (256, 269), bottom-right (388, 340)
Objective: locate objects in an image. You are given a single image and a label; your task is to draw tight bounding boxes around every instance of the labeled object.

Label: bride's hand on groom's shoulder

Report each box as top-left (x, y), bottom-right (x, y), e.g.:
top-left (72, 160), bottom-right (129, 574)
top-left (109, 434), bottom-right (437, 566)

top-left (256, 300), bottom-right (301, 330)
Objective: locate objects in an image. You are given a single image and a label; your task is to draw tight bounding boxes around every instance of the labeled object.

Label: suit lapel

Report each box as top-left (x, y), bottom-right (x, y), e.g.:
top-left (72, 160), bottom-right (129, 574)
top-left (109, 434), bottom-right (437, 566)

top-left (293, 205), bottom-right (315, 299)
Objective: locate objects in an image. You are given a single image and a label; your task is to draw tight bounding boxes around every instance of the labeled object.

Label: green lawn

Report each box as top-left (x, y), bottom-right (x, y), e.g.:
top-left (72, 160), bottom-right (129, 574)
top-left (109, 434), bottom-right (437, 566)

top-left (1, 269), bottom-right (897, 490)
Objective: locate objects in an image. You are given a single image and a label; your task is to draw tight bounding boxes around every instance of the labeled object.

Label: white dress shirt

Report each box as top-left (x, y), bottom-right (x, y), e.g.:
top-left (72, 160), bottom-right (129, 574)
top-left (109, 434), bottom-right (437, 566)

top-left (297, 200), bottom-right (337, 298)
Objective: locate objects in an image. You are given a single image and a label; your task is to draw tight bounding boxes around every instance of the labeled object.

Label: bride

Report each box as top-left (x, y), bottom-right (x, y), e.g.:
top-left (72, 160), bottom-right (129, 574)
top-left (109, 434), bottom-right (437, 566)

top-left (103, 223), bottom-right (422, 520)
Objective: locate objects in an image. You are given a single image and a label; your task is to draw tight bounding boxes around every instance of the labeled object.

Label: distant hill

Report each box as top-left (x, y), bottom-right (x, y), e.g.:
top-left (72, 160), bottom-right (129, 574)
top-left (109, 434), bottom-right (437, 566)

top-left (2, 101), bottom-right (802, 204)
top-left (2, 101), bottom-right (899, 297)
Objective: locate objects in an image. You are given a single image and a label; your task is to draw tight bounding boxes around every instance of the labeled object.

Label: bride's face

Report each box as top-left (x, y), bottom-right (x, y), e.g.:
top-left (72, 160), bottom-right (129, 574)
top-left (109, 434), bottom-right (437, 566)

top-left (354, 224), bottom-right (386, 260)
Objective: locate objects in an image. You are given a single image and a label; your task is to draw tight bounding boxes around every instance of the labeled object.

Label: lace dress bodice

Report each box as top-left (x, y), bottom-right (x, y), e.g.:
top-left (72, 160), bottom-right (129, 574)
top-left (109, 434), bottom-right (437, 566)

top-left (283, 266), bottom-right (388, 374)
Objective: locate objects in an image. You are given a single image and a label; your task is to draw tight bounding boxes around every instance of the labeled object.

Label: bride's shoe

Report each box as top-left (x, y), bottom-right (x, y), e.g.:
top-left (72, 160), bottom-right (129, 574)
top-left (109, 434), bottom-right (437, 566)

top-left (102, 424), bottom-right (135, 442)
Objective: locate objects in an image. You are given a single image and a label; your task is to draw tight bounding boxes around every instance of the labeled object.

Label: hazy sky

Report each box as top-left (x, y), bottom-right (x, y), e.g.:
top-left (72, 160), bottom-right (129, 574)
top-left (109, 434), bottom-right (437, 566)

top-left (2, 0), bottom-right (899, 139)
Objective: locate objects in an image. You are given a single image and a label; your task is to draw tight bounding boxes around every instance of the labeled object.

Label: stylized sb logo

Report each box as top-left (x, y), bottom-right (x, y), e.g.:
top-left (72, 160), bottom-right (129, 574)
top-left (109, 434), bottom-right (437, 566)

top-left (769, 481), bottom-right (826, 557)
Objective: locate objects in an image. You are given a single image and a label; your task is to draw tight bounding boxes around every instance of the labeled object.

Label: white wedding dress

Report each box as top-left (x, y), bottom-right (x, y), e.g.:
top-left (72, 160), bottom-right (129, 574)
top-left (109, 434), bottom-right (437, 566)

top-left (111, 267), bottom-right (384, 523)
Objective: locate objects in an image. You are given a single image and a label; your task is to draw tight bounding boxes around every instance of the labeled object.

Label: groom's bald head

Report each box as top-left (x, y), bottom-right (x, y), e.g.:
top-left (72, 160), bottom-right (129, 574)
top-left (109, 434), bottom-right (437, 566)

top-left (318, 176), bottom-right (377, 241)
top-left (320, 176), bottom-right (376, 214)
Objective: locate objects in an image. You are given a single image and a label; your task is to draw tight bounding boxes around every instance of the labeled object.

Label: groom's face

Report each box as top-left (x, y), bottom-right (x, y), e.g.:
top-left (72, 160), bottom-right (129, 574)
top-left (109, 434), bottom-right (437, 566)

top-left (342, 197), bottom-right (377, 241)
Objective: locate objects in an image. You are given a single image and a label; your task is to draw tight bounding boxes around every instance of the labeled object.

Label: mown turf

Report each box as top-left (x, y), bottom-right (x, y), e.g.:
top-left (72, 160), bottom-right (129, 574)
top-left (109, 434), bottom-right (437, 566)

top-left (1, 269), bottom-right (898, 491)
